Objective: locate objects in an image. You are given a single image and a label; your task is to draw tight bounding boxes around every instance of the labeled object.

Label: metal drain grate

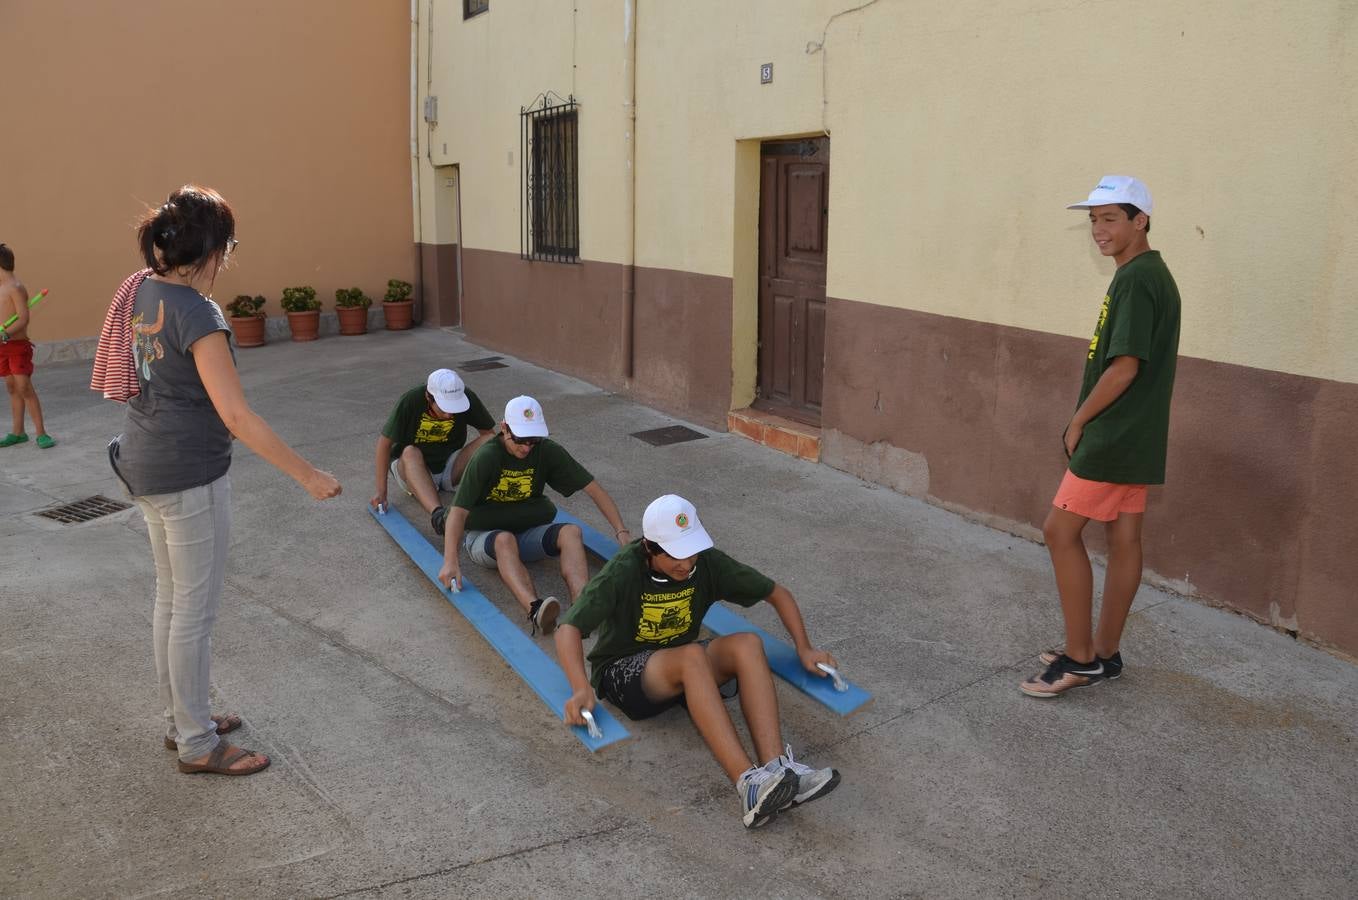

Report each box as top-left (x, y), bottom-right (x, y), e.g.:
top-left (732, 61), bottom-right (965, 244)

top-left (631, 425), bottom-right (708, 447)
top-left (459, 356), bottom-right (508, 372)
top-left (36, 495), bottom-right (132, 525)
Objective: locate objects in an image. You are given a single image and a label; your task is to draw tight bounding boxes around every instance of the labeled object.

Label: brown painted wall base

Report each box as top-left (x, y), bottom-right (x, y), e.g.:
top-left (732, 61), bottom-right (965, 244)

top-left (459, 249), bottom-right (733, 429)
top-left (820, 297), bottom-right (1358, 657)
top-left (418, 242), bottom-right (460, 327)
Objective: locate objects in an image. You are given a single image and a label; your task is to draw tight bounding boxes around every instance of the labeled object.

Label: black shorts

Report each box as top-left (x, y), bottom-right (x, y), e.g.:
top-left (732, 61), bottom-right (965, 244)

top-left (597, 640), bottom-right (736, 721)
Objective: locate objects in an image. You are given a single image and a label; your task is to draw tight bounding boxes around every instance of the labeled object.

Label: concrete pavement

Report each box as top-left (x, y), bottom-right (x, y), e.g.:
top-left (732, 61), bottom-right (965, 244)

top-left (1, 327), bottom-right (1354, 899)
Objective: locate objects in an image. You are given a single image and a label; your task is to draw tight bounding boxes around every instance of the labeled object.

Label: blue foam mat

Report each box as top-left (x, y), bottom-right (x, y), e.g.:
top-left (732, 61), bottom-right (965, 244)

top-left (371, 505), bottom-right (630, 751)
top-left (553, 509), bottom-right (872, 715)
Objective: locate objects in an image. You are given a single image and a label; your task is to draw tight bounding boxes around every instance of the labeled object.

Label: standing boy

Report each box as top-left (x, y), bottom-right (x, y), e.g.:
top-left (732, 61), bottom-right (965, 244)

top-left (371, 368), bottom-right (496, 535)
top-left (557, 494), bottom-right (842, 828)
top-left (1021, 176), bottom-right (1181, 698)
top-left (437, 395), bottom-right (630, 635)
top-left (0, 244), bottom-right (54, 449)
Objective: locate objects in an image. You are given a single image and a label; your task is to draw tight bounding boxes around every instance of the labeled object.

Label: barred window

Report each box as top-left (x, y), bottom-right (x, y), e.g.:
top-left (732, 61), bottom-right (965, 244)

top-left (521, 95), bottom-right (579, 262)
top-left (464, 0), bottom-right (488, 19)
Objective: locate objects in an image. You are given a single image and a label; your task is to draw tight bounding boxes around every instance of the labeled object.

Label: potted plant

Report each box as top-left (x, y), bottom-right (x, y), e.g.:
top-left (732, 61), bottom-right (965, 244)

top-left (382, 279), bottom-right (415, 331)
top-left (280, 286), bottom-right (321, 342)
top-left (225, 294), bottom-right (267, 347)
top-left (334, 286), bottom-right (372, 336)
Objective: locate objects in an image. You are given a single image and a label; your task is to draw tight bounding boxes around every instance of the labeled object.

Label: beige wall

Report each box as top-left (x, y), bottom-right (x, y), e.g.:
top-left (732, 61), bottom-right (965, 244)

top-left (3, 0), bottom-right (415, 343)
top-left (418, 0), bottom-right (632, 262)
top-left (629, 0), bottom-right (1358, 385)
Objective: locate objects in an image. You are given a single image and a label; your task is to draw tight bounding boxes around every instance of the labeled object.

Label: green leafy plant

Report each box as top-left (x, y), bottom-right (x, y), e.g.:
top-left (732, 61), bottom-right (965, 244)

top-left (280, 286), bottom-right (320, 312)
top-left (225, 295), bottom-right (266, 318)
top-left (334, 287), bottom-right (372, 309)
top-left (383, 279), bottom-right (413, 304)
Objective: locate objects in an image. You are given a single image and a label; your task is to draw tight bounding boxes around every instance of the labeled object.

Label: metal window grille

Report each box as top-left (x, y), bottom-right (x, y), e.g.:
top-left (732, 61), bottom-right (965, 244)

top-left (521, 94), bottom-right (579, 263)
top-left (464, 0), bottom-right (488, 19)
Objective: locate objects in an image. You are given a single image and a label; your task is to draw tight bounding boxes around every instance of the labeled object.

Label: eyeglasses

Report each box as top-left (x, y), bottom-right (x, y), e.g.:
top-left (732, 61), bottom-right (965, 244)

top-left (508, 432), bottom-right (543, 447)
top-left (225, 237), bottom-right (239, 256)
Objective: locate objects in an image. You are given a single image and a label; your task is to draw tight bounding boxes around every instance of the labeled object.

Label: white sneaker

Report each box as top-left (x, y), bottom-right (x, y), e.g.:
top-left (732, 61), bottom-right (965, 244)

top-left (778, 745), bottom-right (840, 807)
top-left (527, 596), bottom-right (560, 636)
top-left (737, 760), bottom-right (797, 828)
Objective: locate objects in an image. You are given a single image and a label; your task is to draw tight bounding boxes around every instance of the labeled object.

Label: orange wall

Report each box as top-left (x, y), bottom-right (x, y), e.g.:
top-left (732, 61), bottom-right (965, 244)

top-left (1, 0), bottom-right (415, 342)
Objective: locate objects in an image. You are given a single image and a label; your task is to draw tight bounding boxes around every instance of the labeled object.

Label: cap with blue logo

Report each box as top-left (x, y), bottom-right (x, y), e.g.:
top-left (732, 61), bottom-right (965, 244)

top-left (1067, 175), bottom-right (1153, 215)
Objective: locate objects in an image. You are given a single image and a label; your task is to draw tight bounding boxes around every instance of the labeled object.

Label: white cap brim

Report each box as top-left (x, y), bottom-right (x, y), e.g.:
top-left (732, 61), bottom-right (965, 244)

top-left (657, 525), bottom-right (713, 559)
top-left (433, 391), bottom-right (470, 414)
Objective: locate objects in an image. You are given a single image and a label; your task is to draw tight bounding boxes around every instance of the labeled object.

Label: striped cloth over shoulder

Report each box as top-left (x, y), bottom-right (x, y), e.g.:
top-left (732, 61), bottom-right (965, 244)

top-left (90, 268), bottom-right (151, 403)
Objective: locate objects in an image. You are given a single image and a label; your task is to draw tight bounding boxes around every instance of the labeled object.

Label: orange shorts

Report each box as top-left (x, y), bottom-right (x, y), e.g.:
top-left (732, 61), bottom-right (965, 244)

top-left (1051, 469), bottom-right (1147, 522)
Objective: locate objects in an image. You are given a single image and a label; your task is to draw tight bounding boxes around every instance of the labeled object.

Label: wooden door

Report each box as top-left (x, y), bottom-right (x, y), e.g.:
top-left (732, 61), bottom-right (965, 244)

top-left (757, 138), bottom-right (828, 426)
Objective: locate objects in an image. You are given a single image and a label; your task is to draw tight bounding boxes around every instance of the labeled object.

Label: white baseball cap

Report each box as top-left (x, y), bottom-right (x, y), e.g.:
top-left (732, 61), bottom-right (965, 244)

top-left (643, 494), bottom-right (714, 559)
top-left (1066, 175), bottom-right (1153, 215)
top-left (504, 395), bottom-right (549, 438)
top-left (426, 368), bottom-right (471, 414)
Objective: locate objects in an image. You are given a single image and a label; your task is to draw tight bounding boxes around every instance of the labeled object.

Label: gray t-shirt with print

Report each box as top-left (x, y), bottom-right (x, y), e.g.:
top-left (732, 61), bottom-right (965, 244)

top-left (112, 278), bottom-right (234, 496)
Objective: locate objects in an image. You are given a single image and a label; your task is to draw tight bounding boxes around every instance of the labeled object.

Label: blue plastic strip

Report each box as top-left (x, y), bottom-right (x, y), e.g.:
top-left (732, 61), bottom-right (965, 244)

top-left (371, 505), bottom-right (630, 750)
top-left (553, 509), bottom-right (872, 715)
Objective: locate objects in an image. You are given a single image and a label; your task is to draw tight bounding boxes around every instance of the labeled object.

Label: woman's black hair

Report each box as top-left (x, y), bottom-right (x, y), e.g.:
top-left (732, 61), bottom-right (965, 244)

top-left (136, 184), bottom-right (235, 277)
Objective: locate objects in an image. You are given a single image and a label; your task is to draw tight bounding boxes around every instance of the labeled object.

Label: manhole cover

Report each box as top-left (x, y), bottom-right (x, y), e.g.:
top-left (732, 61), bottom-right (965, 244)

top-left (459, 356), bottom-right (508, 372)
top-left (36, 495), bottom-right (132, 525)
top-left (631, 425), bottom-right (708, 447)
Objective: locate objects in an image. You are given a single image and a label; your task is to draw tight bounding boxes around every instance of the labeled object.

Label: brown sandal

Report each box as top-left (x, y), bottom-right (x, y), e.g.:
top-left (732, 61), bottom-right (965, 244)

top-left (163, 713), bottom-right (243, 751)
top-left (177, 741), bottom-right (270, 776)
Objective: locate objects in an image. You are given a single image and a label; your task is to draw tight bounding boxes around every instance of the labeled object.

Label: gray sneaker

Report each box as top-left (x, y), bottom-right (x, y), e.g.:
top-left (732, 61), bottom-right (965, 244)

top-left (777, 745), bottom-right (840, 807)
top-left (737, 760), bottom-right (798, 828)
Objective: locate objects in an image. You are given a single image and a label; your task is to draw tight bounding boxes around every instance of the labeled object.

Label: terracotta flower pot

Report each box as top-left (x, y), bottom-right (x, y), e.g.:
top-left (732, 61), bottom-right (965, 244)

top-left (286, 310), bottom-right (321, 342)
top-left (383, 299), bottom-right (415, 331)
top-left (336, 306), bottom-right (369, 335)
top-left (229, 314), bottom-right (266, 348)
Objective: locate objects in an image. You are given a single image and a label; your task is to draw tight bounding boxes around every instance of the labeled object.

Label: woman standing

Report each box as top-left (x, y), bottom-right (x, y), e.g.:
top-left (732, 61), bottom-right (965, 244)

top-left (102, 185), bottom-right (341, 776)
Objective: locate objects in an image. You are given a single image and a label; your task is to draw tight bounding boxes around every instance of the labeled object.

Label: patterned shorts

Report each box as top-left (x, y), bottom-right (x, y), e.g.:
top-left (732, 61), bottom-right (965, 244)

top-left (598, 639), bottom-right (735, 721)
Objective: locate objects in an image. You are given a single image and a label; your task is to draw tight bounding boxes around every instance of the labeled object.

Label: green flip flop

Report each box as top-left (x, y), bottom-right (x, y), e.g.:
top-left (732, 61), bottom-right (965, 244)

top-left (35, 434), bottom-right (55, 449)
top-left (0, 433), bottom-right (27, 448)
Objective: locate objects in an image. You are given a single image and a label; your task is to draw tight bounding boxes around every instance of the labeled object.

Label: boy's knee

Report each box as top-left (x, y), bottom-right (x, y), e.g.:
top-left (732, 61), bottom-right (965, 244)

top-left (492, 531), bottom-right (519, 556)
top-left (674, 642), bottom-right (712, 672)
top-left (1042, 513), bottom-right (1079, 547)
top-left (726, 631), bottom-right (765, 659)
top-left (558, 523), bottom-right (582, 546)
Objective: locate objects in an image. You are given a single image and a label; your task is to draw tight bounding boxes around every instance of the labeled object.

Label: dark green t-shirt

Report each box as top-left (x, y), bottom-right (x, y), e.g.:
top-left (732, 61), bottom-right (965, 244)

top-left (451, 437), bottom-right (594, 532)
top-left (381, 385), bottom-right (494, 473)
top-left (1070, 250), bottom-right (1182, 485)
top-left (560, 542), bottom-right (776, 690)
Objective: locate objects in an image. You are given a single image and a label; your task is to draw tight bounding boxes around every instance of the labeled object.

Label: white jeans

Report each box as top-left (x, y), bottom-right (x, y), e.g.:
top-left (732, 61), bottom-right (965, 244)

top-left (134, 475), bottom-right (232, 760)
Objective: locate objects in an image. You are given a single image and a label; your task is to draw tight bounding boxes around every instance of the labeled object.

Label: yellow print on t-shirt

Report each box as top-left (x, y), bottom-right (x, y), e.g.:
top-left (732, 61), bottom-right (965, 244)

top-left (1087, 294), bottom-right (1111, 360)
top-left (415, 414), bottom-right (454, 444)
top-left (489, 467), bottom-right (534, 502)
top-left (635, 586), bottom-right (695, 643)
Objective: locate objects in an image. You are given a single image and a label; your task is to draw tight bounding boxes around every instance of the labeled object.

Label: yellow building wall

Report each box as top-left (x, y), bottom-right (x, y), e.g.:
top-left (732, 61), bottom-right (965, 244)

top-left (3, 0), bottom-right (414, 343)
top-left (632, 0), bottom-right (1358, 385)
top-left (420, 0), bottom-right (632, 263)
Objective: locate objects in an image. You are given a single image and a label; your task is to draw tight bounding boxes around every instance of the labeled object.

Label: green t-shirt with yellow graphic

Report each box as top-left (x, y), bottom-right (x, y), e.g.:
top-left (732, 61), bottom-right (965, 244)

top-left (381, 385), bottom-right (494, 473)
top-left (452, 436), bottom-right (594, 532)
top-left (1070, 250), bottom-right (1181, 485)
top-left (560, 542), bottom-right (776, 690)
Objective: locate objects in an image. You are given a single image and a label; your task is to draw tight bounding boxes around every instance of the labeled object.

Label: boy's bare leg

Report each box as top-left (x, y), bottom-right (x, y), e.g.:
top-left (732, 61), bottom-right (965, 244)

top-left (706, 633), bottom-right (783, 764)
top-left (555, 524), bottom-right (589, 603)
top-left (450, 432), bottom-right (493, 483)
top-left (397, 446), bottom-right (441, 514)
top-left (642, 643), bottom-right (751, 782)
top-left (1095, 512), bottom-right (1144, 657)
top-left (5, 375), bottom-right (23, 434)
top-left (491, 532), bottom-right (539, 613)
top-left (18, 376), bottom-right (47, 436)
top-left (1043, 506), bottom-right (1095, 663)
